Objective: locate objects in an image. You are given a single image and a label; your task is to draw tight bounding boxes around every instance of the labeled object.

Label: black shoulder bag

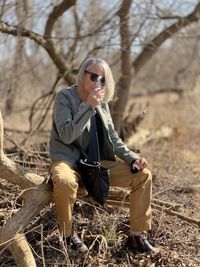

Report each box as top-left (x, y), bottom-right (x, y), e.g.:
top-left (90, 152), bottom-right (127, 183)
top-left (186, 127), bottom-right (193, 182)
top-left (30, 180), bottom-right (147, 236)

top-left (76, 114), bottom-right (110, 206)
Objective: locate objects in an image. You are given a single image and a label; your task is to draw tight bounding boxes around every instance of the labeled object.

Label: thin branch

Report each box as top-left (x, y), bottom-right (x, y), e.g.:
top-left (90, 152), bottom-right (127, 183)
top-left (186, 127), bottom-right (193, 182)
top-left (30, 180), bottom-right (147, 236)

top-left (0, 21), bottom-right (46, 46)
top-left (133, 2), bottom-right (200, 74)
top-left (28, 74), bottom-right (61, 133)
top-left (44, 0), bottom-right (76, 38)
top-left (64, 6), bottom-right (80, 62)
top-left (0, 0), bottom-right (6, 20)
top-left (0, 21), bottom-right (75, 84)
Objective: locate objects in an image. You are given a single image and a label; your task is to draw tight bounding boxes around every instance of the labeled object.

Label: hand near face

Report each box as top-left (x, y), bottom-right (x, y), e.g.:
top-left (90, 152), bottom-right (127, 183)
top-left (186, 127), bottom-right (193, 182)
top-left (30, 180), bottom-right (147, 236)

top-left (86, 87), bottom-right (105, 108)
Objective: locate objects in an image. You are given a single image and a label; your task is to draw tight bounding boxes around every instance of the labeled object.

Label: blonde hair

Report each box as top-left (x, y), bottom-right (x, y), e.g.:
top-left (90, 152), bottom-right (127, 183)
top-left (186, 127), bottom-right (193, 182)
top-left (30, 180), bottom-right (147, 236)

top-left (77, 57), bottom-right (115, 102)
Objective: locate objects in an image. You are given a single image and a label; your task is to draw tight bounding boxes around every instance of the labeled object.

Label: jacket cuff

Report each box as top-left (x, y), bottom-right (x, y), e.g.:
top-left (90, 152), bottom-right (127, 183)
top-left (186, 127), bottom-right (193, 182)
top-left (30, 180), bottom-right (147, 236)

top-left (130, 159), bottom-right (139, 173)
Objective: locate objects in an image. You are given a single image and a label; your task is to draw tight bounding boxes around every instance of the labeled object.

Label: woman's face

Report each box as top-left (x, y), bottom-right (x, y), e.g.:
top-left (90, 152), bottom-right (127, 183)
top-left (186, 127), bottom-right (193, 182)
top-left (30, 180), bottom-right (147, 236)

top-left (82, 64), bottom-right (105, 95)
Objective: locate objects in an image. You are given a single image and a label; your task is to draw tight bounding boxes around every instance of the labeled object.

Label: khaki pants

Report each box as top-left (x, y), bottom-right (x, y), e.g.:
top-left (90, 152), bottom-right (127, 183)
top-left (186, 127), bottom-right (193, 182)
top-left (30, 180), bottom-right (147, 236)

top-left (49, 160), bottom-right (152, 238)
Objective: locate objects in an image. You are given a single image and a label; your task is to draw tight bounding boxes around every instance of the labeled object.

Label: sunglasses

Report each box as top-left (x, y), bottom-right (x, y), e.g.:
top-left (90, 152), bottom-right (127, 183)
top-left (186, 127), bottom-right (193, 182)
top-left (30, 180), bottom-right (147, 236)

top-left (84, 70), bottom-right (105, 86)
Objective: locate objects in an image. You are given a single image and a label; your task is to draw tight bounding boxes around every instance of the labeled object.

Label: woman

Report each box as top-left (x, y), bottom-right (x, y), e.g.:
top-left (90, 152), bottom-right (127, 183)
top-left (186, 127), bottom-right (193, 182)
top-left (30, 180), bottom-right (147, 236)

top-left (49, 57), bottom-right (158, 254)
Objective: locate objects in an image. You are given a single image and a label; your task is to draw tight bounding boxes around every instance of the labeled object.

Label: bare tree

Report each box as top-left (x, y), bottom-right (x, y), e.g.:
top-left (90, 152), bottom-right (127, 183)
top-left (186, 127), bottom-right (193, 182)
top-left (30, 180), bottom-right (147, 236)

top-left (5, 0), bottom-right (26, 114)
top-left (111, 1), bottom-right (200, 131)
top-left (1, 0), bottom-right (200, 134)
top-left (1, 1), bottom-right (200, 265)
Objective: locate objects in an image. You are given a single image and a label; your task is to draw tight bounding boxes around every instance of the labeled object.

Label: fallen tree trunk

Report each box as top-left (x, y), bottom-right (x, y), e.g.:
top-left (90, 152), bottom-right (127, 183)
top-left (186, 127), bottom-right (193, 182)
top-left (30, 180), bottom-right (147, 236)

top-left (9, 233), bottom-right (36, 267)
top-left (0, 110), bottom-right (52, 266)
top-left (0, 184), bottom-right (51, 248)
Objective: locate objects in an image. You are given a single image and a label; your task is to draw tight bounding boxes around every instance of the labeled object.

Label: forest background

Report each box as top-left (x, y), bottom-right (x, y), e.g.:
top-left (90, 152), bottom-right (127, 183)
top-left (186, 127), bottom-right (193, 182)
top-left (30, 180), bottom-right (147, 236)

top-left (0, 1), bottom-right (200, 266)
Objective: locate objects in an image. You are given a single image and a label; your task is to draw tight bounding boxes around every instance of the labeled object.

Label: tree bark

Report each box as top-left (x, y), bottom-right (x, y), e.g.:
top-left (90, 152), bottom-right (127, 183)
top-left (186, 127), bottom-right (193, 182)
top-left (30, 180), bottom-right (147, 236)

top-left (9, 234), bottom-right (37, 267)
top-left (0, 184), bottom-right (51, 249)
top-left (112, 0), bottom-right (132, 132)
top-left (0, 109), bottom-right (52, 266)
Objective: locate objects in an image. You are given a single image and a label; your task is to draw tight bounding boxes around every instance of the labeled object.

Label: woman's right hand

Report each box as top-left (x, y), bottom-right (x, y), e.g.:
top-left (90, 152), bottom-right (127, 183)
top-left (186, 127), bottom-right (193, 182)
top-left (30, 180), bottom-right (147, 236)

top-left (86, 87), bottom-right (105, 108)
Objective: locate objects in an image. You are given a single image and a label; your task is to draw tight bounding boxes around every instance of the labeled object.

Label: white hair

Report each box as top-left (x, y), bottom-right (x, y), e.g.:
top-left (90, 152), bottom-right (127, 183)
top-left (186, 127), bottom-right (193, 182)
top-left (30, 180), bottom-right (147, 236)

top-left (77, 57), bottom-right (115, 102)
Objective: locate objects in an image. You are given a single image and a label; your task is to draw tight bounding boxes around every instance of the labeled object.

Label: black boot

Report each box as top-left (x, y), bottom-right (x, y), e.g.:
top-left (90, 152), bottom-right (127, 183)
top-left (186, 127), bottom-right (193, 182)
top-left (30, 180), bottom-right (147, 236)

top-left (67, 231), bottom-right (88, 254)
top-left (126, 233), bottom-right (160, 254)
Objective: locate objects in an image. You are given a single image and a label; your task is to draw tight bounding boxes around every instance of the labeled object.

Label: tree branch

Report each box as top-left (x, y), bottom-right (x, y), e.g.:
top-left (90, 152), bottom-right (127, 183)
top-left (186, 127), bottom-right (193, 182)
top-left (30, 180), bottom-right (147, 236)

top-left (0, 110), bottom-right (44, 188)
top-left (9, 233), bottom-right (36, 267)
top-left (112, 0), bottom-right (132, 133)
top-left (0, 184), bottom-right (51, 249)
top-left (0, 109), bottom-right (51, 263)
top-left (44, 0), bottom-right (76, 37)
top-left (0, 21), bottom-right (75, 84)
top-left (0, 21), bottom-right (46, 46)
top-left (133, 2), bottom-right (200, 74)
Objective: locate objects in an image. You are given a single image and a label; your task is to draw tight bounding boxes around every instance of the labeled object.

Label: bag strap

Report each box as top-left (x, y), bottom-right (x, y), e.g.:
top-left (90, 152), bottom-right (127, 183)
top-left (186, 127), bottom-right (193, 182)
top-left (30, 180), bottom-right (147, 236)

top-left (87, 114), bottom-right (100, 163)
top-left (73, 113), bottom-right (101, 164)
top-left (72, 141), bottom-right (87, 160)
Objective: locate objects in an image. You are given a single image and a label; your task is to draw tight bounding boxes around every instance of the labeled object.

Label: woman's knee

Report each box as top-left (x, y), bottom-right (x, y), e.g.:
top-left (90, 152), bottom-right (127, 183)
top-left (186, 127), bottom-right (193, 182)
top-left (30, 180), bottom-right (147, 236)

top-left (130, 168), bottom-right (152, 192)
top-left (134, 168), bottom-right (152, 186)
top-left (52, 174), bottom-right (78, 200)
top-left (50, 162), bottom-right (79, 199)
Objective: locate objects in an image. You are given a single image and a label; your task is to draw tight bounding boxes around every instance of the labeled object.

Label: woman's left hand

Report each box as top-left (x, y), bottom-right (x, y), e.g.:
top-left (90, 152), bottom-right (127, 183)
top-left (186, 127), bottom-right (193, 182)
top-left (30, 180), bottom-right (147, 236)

top-left (133, 158), bottom-right (148, 170)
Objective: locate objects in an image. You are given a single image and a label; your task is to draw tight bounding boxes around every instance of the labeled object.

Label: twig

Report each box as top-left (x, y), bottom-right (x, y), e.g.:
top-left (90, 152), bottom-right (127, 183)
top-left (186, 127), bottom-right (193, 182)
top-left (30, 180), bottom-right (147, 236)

top-left (103, 198), bottom-right (200, 228)
top-left (152, 203), bottom-right (200, 227)
top-left (153, 185), bottom-right (177, 197)
top-left (40, 224), bottom-right (46, 267)
top-left (13, 159), bottom-right (50, 167)
top-left (153, 198), bottom-right (181, 209)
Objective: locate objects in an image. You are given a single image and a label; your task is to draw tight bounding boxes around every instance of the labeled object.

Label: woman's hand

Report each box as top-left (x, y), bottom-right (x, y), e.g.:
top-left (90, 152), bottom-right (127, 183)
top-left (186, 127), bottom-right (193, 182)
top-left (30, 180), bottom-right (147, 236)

top-left (86, 87), bottom-right (105, 108)
top-left (133, 158), bottom-right (148, 170)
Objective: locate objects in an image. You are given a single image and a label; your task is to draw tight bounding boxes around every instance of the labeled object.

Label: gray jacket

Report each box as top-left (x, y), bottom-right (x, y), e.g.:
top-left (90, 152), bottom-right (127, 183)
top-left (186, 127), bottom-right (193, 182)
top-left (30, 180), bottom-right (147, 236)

top-left (49, 85), bottom-right (140, 166)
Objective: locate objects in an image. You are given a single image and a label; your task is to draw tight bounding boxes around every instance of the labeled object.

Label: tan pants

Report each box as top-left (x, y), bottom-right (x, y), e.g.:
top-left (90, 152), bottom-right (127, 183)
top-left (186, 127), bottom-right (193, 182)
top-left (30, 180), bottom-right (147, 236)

top-left (49, 160), bottom-right (152, 238)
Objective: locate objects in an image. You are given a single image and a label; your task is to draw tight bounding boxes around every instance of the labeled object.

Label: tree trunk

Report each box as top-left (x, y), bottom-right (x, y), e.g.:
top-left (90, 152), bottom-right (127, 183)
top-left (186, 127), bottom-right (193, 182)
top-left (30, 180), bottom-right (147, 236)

top-left (9, 234), bottom-right (37, 267)
top-left (112, 0), bottom-right (132, 133)
top-left (0, 109), bottom-right (51, 266)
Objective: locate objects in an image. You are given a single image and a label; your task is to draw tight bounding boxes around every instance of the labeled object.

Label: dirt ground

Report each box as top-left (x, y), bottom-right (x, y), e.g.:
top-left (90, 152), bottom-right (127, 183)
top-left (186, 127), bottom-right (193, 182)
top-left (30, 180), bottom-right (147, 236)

top-left (0, 88), bottom-right (200, 266)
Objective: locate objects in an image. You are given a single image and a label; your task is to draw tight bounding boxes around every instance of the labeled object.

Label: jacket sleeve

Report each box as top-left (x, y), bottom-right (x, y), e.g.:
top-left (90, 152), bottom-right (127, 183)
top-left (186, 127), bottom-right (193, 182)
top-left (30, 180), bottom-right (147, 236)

top-left (53, 90), bottom-right (95, 144)
top-left (105, 103), bottom-right (140, 164)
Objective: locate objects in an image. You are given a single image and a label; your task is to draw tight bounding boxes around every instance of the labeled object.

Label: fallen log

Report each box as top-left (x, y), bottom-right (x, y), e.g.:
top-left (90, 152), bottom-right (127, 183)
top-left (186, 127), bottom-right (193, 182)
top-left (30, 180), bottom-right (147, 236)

top-left (8, 233), bottom-right (36, 267)
top-left (0, 184), bottom-right (51, 248)
top-left (0, 110), bottom-right (52, 266)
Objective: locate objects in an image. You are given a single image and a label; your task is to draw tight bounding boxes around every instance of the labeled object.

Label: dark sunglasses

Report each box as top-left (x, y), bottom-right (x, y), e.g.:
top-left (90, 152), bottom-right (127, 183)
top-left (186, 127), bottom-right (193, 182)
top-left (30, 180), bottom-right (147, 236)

top-left (84, 70), bottom-right (105, 86)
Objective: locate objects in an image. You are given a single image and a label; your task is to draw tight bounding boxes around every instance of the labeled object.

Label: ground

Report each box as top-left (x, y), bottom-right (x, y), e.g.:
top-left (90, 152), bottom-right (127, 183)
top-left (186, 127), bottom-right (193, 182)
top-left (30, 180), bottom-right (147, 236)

top-left (0, 88), bottom-right (200, 266)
